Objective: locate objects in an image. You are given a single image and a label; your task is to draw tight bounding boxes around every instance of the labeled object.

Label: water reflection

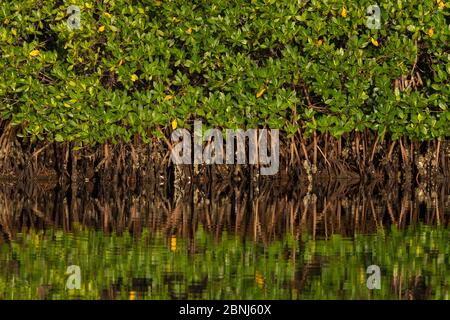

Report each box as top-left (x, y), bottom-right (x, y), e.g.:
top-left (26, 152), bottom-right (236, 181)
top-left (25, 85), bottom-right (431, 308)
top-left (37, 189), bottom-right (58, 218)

top-left (0, 180), bottom-right (448, 299)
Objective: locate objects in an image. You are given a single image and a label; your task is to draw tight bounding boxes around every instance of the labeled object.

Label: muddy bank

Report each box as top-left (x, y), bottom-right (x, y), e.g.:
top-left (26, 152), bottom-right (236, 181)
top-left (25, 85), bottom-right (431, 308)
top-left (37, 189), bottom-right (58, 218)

top-left (0, 122), bottom-right (449, 186)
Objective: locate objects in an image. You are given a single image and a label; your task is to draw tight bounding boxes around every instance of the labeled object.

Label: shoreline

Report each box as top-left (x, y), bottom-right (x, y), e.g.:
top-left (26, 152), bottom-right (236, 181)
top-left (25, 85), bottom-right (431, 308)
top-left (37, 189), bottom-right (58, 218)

top-left (0, 125), bottom-right (448, 186)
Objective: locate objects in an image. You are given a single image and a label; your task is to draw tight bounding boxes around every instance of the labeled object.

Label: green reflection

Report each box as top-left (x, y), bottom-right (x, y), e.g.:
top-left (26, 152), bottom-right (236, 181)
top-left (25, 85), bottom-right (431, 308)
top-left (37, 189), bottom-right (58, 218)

top-left (0, 225), bottom-right (448, 300)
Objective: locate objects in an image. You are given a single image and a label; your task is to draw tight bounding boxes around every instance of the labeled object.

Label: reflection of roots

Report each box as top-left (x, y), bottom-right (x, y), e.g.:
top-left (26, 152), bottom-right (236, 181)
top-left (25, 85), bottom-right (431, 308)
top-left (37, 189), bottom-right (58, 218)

top-left (0, 177), bottom-right (448, 242)
top-left (391, 275), bottom-right (431, 300)
top-left (0, 189), bottom-right (16, 243)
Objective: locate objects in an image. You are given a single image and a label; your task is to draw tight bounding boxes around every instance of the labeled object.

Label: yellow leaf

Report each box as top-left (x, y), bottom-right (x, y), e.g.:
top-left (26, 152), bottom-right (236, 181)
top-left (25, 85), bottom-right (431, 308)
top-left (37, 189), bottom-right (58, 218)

top-left (172, 17), bottom-right (180, 23)
top-left (12, 29), bottom-right (17, 36)
top-left (255, 271), bottom-right (265, 288)
top-left (316, 39), bottom-right (323, 47)
top-left (187, 27), bottom-right (193, 34)
top-left (164, 95), bottom-right (173, 101)
top-left (428, 28), bottom-right (434, 37)
top-left (170, 235), bottom-right (177, 251)
top-left (438, 0), bottom-right (445, 10)
top-left (256, 88), bottom-right (266, 98)
top-left (341, 7), bottom-right (347, 18)
top-left (155, 0), bottom-right (162, 6)
top-left (130, 74), bottom-right (138, 82)
top-left (98, 25), bottom-right (105, 32)
top-left (171, 119), bottom-right (177, 130)
top-left (104, 12), bottom-right (112, 18)
top-left (29, 49), bottom-right (40, 57)
top-left (370, 37), bottom-right (379, 47)
top-left (129, 291), bottom-right (136, 300)
top-left (3, 19), bottom-right (9, 25)
top-left (118, 59), bottom-right (124, 66)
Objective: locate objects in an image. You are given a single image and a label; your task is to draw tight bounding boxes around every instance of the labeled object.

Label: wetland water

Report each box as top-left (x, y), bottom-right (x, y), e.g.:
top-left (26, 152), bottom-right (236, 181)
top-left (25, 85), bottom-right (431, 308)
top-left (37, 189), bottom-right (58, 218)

top-left (0, 180), bottom-right (448, 300)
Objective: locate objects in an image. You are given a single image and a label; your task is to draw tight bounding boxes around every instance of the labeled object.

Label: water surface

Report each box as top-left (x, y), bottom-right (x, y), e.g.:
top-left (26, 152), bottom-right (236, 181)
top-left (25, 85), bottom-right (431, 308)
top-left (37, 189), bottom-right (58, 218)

top-left (0, 180), bottom-right (448, 299)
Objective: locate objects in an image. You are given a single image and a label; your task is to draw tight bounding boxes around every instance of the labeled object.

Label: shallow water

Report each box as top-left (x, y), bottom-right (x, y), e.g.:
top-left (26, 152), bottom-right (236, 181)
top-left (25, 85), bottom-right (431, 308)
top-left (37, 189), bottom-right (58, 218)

top-left (0, 180), bottom-right (448, 300)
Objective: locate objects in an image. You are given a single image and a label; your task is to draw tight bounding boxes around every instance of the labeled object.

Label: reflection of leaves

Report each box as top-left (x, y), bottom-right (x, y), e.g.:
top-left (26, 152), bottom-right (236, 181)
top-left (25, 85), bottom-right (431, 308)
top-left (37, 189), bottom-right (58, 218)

top-left (0, 225), bottom-right (448, 300)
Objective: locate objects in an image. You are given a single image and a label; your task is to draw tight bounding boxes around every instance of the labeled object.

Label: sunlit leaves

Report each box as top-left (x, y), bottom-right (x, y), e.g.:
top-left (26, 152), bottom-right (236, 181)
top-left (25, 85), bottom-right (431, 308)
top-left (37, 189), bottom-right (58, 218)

top-left (0, 0), bottom-right (449, 143)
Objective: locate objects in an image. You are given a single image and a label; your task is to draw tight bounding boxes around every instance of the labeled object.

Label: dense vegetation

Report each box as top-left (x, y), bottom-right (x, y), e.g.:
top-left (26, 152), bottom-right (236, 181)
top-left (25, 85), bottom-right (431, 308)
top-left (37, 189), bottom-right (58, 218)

top-left (0, 225), bottom-right (448, 299)
top-left (1, 0), bottom-right (450, 146)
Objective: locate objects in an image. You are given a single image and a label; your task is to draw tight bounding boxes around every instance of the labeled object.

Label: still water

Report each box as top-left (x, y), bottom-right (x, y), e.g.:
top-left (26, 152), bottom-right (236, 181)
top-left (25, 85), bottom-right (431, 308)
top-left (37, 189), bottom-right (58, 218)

top-left (0, 180), bottom-right (448, 300)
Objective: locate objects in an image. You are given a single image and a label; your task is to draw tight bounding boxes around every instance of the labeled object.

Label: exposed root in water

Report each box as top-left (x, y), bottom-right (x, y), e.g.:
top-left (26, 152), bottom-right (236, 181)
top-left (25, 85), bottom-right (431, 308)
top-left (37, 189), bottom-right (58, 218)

top-left (0, 122), bottom-right (26, 177)
top-left (0, 122), bottom-right (449, 190)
